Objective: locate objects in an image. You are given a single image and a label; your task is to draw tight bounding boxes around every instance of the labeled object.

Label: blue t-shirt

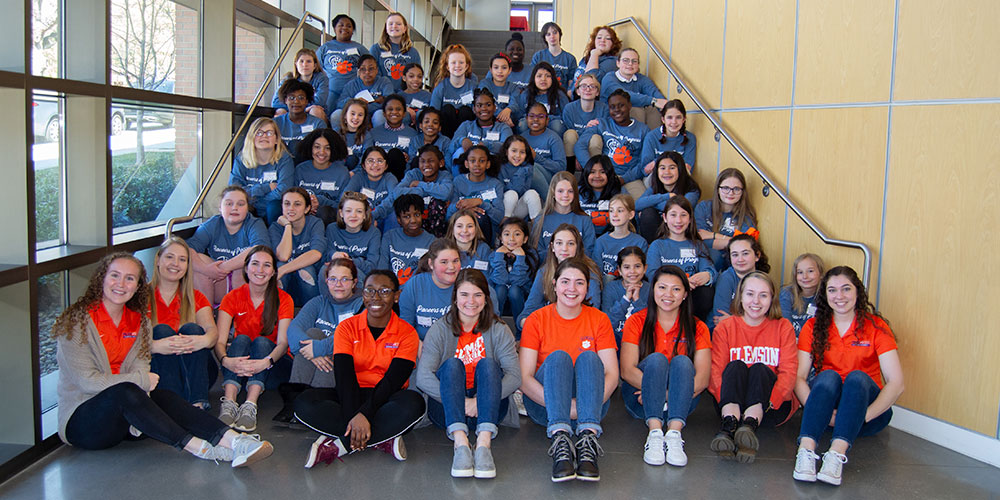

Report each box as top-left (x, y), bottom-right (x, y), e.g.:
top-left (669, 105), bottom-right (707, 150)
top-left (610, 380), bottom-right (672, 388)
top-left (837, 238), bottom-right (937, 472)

top-left (229, 152), bottom-right (295, 204)
top-left (187, 215), bottom-right (270, 261)
top-left (600, 71), bottom-right (665, 108)
top-left (288, 292), bottom-right (364, 356)
top-left (536, 212), bottom-right (596, 259)
top-left (708, 267), bottom-right (741, 330)
top-left (645, 238), bottom-right (717, 283)
top-left (487, 251), bottom-right (532, 288)
top-left (448, 175), bottom-right (505, 226)
top-left (372, 169), bottom-right (454, 222)
top-left (602, 279), bottom-right (650, 338)
top-left (324, 225), bottom-right (381, 281)
top-left (569, 55), bottom-right (617, 94)
top-left (407, 133), bottom-right (451, 160)
top-left (267, 215), bottom-right (327, 275)
top-left (562, 100), bottom-right (610, 132)
top-left (378, 228), bottom-right (435, 284)
top-left (370, 42), bottom-right (421, 90)
top-left (459, 243), bottom-right (493, 271)
top-left (635, 187), bottom-right (702, 213)
top-left (402, 89), bottom-right (433, 111)
top-left (344, 173), bottom-right (398, 212)
top-left (338, 76), bottom-right (396, 114)
top-left (430, 77), bottom-right (479, 109)
top-left (498, 162), bottom-right (532, 197)
top-left (530, 49), bottom-right (578, 89)
top-left (273, 114), bottom-right (327, 158)
top-left (316, 39), bottom-right (370, 110)
top-left (514, 91), bottom-right (570, 123)
top-left (575, 118), bottom-right (650, 182)
top-left (594, 231), bottom-right (648, 276)
top-left (477, 78), bottom-right (520, 117)
top-left (447, 121), bottom-right (513, 171)
top-left (780, 286), bottom-right (817, 336)
top-left (641, 127), bottom-right (698, 171)
top-left (523, 129), bottom-right (567, 177)
top-left (366, 123), bottom-right (418, 153)
top-left (270, 72), bottom-right (330, 112)
top-left (295, 160), bottom-right (351, 209)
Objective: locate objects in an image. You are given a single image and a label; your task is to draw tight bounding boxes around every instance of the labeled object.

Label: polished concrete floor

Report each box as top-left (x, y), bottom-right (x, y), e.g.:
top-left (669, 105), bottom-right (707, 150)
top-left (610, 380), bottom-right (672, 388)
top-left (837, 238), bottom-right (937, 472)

top-left (2, 388), bottom-right (998, 500)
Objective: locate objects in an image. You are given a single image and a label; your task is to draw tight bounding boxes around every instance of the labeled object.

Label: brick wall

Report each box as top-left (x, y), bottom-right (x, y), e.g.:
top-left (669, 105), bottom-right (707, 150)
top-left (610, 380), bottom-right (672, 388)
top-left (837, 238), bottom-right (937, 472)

top-left (173, 4), bottom-right (198, 178)
top-left (235, 26), bottom-right (269, 104)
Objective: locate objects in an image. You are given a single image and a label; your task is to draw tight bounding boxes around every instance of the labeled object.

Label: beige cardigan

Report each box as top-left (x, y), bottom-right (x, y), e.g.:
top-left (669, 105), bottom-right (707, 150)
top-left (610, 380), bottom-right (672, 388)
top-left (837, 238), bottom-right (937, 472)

top-left (56, 317), bottom-right (152, 444)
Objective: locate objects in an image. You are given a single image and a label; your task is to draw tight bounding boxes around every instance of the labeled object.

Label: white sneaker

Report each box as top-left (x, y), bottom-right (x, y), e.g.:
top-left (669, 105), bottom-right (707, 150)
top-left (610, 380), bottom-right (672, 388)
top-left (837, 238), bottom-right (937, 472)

top-left (230, 433), bottom-right (273, 468)
top-left (643, 429), bottom-right (665, 465)
top-left (793, 447), bottom-right (819, 482)
top-left (664, 429), bottom-right (687, 466)
top-left (512, 390), bottom-right (527, 416)
top-left (817, 450), bottom-right (848, 486)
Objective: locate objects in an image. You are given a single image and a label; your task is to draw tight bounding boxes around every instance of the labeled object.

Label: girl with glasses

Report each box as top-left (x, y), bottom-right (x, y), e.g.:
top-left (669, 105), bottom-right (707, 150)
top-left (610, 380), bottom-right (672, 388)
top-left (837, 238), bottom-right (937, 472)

top-left (694, 168), bottom-right (759, 271)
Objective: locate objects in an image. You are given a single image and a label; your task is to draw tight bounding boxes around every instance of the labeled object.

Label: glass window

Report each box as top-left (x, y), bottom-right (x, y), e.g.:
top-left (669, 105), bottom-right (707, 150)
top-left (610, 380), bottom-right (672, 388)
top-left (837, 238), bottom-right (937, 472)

top-left (31, 0), bottom-right (61, 78)
top-left (536, 10), bottom-right (553, 31)
top-left (37, 271), bottom-right (67, 439)
top-left (234, 11), bottom-right (279, 105)
top-left (110, 0), bottom-right (202, 97)
top-left (110, 104), bottom-right (201, 237)
top-left (31, 91), bottom-right (65, 249)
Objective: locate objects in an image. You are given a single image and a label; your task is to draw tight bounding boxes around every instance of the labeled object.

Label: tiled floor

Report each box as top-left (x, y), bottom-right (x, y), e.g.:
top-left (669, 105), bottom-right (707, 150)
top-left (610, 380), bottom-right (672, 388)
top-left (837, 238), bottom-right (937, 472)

top-left (2, 389), bottom-right (997, 500)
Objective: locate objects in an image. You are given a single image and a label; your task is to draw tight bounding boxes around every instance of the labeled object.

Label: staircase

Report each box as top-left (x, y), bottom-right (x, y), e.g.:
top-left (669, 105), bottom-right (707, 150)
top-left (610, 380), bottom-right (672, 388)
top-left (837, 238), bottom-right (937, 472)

top-left (444, 30), bottom-right (548, 80)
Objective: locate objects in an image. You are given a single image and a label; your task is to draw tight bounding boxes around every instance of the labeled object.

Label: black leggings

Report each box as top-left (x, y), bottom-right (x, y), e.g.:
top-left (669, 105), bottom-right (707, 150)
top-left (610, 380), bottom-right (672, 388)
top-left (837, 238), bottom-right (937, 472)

top-left (718, 360), bottom-right (791, 427)
top-left (638, 207), bottom-right (663, 243)
top-left (294, 388), bottom-right (425, 445)
top-left (690, 284), bottom-right (714, 323)
top-left (65, 382), bottom-right (229, 450)
top-left (439, 103), bottom-right (475, 139)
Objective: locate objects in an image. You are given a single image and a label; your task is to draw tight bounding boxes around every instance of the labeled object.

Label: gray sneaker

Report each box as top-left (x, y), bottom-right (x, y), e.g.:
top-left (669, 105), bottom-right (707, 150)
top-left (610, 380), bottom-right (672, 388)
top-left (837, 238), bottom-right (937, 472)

top-left (474, 446), bottom-right (496, 479)
top-left (230, 433), bottom-right (273, 468)
top-left (218, 398), bottom-right (239, 427)
top-left (233, 401), bottom-right (258, 432)
top-left (451, 445), bottom-right (474, 478)
top-left (194, 442), bottom-right (234, 463)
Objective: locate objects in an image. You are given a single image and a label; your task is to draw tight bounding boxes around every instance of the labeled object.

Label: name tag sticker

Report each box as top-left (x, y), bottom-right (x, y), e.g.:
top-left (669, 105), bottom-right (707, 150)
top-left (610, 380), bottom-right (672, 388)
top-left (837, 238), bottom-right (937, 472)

top-left (806, 303), bottom-right (817, 316)
top-left (397, 136), bottom-right (411, 148)
top-left (410, 99), bottom-right (425, 108)
top-left (361, 187), bottom-right (376, 200)
top-left (413, 247), bottom-right (428, 258)
top-left (301, 124), bottom-right (315, 133)
top-left (481, 189), bottom-right (497, 201)
top-left (460, 92), bottom-right (474, 105)
top-left (497, 94), bottom-right (510, 104)
top-left (338, 312), bottom-right (354, 323)
top-left (262, 171), bottom-right (277, 182)
top-left (679, 248), bottom-right (696, 259)
top-left (381, 51), bottom-right (393, 58)
top-left (417, 315), bottom-right (433, 327)
top-left (320, 181), bottom-right (338, 191)
top-left (485, 131), bottom-right (500, 141)
top-left (542, 102), bottom-right (550, 113)
top-left (345, 47), bottom-right (359, 56)
top-left (597, 200), bottom-right (610, 211)
top-left (423, 195), bottom-right (432, 205)
top-left (473, 260), bottom-right (488, 271)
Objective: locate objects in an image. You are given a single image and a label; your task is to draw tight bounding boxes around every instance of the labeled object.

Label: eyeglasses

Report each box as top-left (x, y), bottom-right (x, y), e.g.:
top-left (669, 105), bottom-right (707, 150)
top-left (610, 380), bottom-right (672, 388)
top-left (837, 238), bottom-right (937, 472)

top-left (286, 95), bottom-right (308, 102)
top-left (577, 84), bottom-right (598, 91)
top-left (527, 113), bottom-right (547, 120)
top-left (365, 157), bottom-right (387, 165)
top-left (362, 287), bottom-right (395, 298)
top-left (326, 276), bottom-right (355, 284)
top-left (255, 130), bottom-right (276, 137)
top-left (719, 186), bottom-right (744, 194)
top-left (619, 58), bottom-right (639, 64)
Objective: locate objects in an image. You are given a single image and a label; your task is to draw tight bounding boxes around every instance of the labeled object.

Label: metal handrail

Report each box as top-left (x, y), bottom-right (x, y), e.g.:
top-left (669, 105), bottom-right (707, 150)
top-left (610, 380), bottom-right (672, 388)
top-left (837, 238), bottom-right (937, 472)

top-left (164, 12), bottom-right (326, 236)
top-left (607, 17), bottom-right (873, 286)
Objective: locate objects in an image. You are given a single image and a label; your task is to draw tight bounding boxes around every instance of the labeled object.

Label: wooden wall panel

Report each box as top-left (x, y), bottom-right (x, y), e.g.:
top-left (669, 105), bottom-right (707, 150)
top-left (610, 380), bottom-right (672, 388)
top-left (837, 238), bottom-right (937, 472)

top-left (794, 0), bottom-right (894, 105)
top-left (784, 107), bottom-right (886, 287)
top-left (717, 110), bottom-right (791, 283)
top-left (646, 0), bottom-right (673, 99)
top-left (686, 112), bottom-right (720, 188)
top-left (721, 0), bottom-right (795, 109)
top-left (669, 0), bottom-right (724, 110)
top-left (893, 2), bottom-right (1000, 101)
top-left (881, 104), bottom-right (1000, 436)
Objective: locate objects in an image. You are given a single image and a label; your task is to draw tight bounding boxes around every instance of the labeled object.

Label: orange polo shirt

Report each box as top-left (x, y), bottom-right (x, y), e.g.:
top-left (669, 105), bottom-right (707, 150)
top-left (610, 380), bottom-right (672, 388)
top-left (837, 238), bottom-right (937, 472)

top-left (798, 316), bottom-right (897, 389)
top-left (455, 330), bottom-right (486, 389)
top-left (333, 311), bottom-right (419, 388)
top-left (219, 284), bottom-right (294, 343)
top-left (89, 303), bottom-right (141, 375)
top-left (622, 309), bottom-right (711, 359)
top-left (152, 288), bottom-right (210, 331)
top-left (521, 304), bottom-right (617, 370)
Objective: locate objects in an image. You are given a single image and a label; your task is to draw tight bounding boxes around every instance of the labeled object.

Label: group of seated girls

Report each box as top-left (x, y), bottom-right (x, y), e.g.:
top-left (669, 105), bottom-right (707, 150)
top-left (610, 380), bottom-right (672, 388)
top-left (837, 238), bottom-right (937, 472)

top-left (52, 13), bottom-right (902, 489)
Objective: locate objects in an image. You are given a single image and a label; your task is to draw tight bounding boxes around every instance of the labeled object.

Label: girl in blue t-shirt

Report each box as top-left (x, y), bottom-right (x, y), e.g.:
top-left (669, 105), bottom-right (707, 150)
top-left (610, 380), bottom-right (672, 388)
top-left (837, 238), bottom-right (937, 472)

top-left (516, 62), bottom-right (570, 135)
top-left (523, 102), bottom-right (568, 195)
top-left (324, 191), bottom-right (381, 284)
top-left (448, 146), bottom-right (504, 242)
top-left (498, 135), bottom-right (541, 221)
top-left (694, 168), bottom-right (758, 270)
top-left (478, 53), bottom-right (518, 128)
top-left (366, 94), bottom-right (416, 181)
top-left (229, 117), bottom-right (294, 225)
top-left (646, 196), bottom-right (716, 321)
top-left (568, 25), bottom-right (621, 96)
top-left (594, 193), bottom-right (648, 277)
top-left (269, 187), bottom-right (326, 305)
top-left (530, 171), bottom-right (596, 259)
top-left (370, 12), bottom-right (421, 91)
top-left (602, 246), bottom-right (649, 344)
top-left (401, 63), bottom-right (432, 126)
top-left (317, 14), bottom-right (370, 113)
top-left (294, 128), bottom-right (350, 225)
top-left (637, 151), bottom-right (702, 242)
top-left (337, 98), bottom-right (372, 169)
top-left (334, 54), bottom-right (395, 126)
top-left (779, 253), bottom-right (825, 336)
top-left (448, 89), bottom-right (513, 172)
top-left (578, 155), bottom-right (623, 237)
top-left (498, 33), bottom-right (531, 92)
top-left (530, 22), bottom-right (577, 90)
top-left (271, 48), bottom-right (329, 120)
top-left (488, 217), bottom-right (536, 319)
top-left (344, 146), bottom-right (398, 226)
top-left (446, 209), bottom-right (493, 271)
top-left (641, 99), bottom-right (697, 173)
top-left (431, 44), bottom-right (477, 138)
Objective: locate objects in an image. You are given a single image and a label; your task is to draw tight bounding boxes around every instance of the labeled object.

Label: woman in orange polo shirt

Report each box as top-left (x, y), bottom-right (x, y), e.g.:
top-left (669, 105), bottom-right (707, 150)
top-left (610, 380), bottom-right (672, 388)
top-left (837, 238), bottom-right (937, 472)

top-left (296, 270), bottom-right (426, 468)
top-left (792, 266), bottom-right (903, 486)
top-left (53, 252), bottom-right (272, 467)
top-left (149, 237), bottom-right (219, 409)
top-left (620, 265), bottom-right (711, 468)
top-left (214, 245), bottom-right (293, 433)
top-left (520, 257), bottom-right (619, 483)
top-left (708, 271), bottom-right (798, 463)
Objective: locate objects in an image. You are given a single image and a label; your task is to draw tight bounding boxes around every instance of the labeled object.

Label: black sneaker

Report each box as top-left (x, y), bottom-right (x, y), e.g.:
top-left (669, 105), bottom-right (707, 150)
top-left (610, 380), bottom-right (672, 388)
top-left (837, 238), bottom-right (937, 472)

top-left (547, 431), bottom-right (576, 482)
top-left (574, 430), bottom-right (603, 482)
top-left (710, 415), bottom-right (739, 459)
top-left (734, 416), bottom-right (760, 463)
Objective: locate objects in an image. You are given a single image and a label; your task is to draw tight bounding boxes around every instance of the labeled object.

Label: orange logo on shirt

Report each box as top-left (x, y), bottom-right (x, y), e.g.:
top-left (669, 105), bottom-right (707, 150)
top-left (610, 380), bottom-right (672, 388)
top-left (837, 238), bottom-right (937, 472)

top-left (336, 61), bottom-right (354, 74)
top-left (397, 266), bottom-right (413, 285)
top-left (391, 63), bottom-right (405, 80)
top-left (612, 146), bottom-right (632, 165)
top-left (591, 211), bottom-right (608, 227)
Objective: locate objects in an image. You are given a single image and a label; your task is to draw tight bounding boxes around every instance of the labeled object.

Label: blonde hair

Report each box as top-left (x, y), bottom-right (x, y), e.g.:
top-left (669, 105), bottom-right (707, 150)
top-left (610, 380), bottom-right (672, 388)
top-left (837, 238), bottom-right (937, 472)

top-left (435, 44), bottom-right (473, 86)
top-left (150, 237), bottom-right (198, 326)
top-left (240, 117), bottom-right (288, 168)
top-left (734, 271), bottom-right (782, 320)
top-left (378, 13), bottom-right (413, 53)
top-left (576, 73), bottom-right (601, 93)
top-left (540, 224), bottom-right (601, 303)
top-left (445, 209), bottom-right (487, 256)
top-left (531, 171), bottom-right (588, 247)
top-left (608, 193), bottom-right (637, 233)
top-left (787, 253), bottom-right (826, 314)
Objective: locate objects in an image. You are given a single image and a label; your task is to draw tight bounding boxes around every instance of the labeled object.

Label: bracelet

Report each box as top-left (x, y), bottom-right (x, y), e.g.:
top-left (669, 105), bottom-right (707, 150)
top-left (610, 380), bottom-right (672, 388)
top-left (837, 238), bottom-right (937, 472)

top-left (267, 357), bottom-right (274, 369)
top-left (219, 355), bottom-right (227, 364)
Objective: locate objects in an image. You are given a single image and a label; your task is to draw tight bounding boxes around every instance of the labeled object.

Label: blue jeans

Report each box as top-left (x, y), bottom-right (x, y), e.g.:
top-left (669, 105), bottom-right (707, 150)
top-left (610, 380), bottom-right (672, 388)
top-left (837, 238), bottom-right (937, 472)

top-left (798, 369), bottom-right (892, 449)
top-left (523, 350), bottom-right (610, 437)
top-left (494, 283), bottom-right (528, 324)
top-left (279, 264), bottom-right (320, 306)
top-left (151, 323), bottom-right (216, 406)
top-left (221, 335), bottom-right (291, 391)
top-left (530, 165), bottom-right (555, 196)
top-left (253, 199), bottom-right (282, 226)
top-left (621, 353), bottom-right (700, 425)
top-left (426, 358), bottom-right (508, 439)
